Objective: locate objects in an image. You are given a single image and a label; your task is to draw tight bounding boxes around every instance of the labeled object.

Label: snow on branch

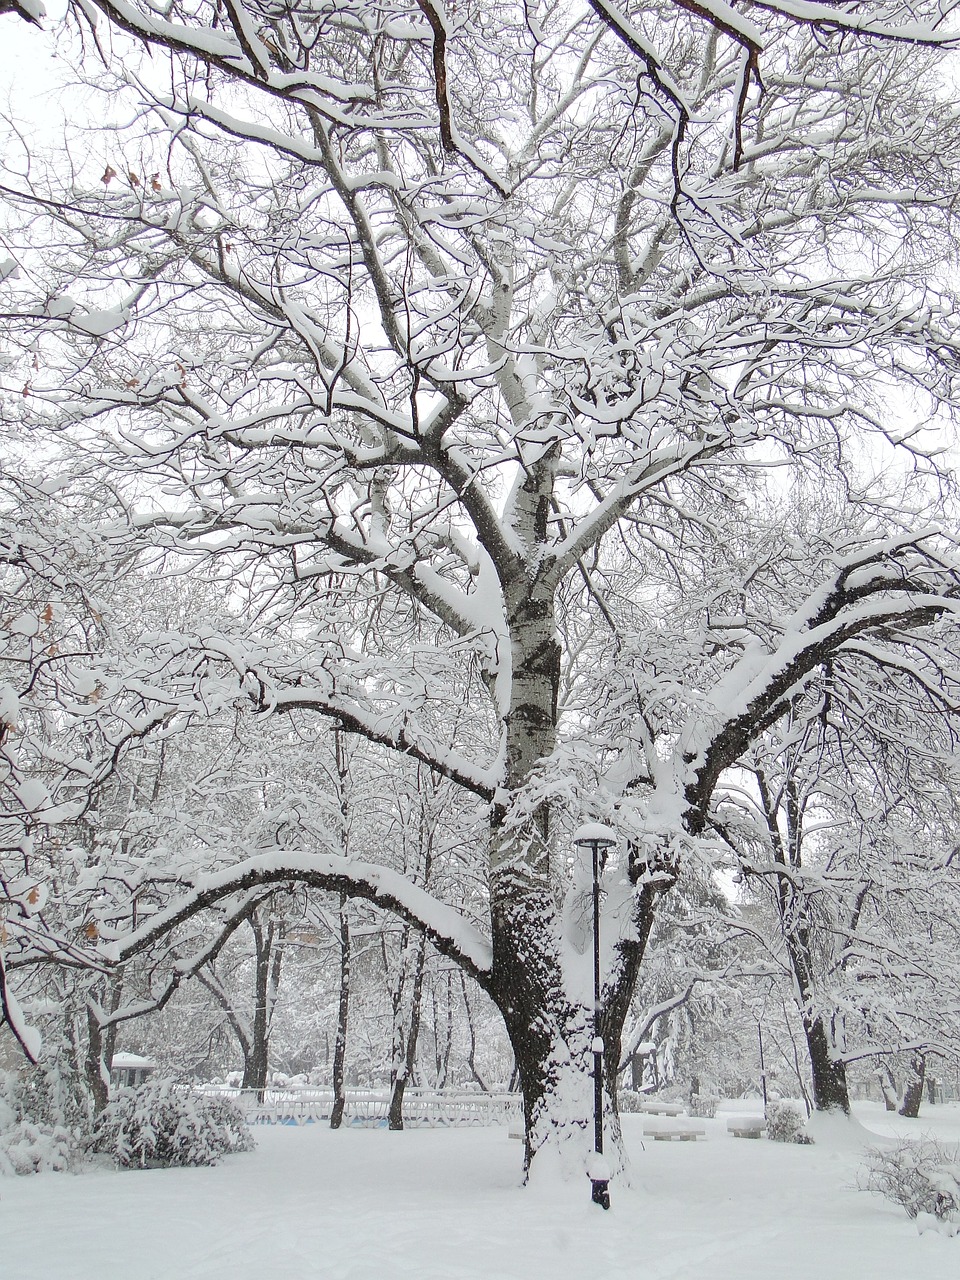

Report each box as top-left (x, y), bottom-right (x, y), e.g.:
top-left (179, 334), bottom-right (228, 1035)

top-left (90, 630), bottom-right (499, 803)
top-left (547, 437), bottom-right (727, 587)
top-left (267, 690), bottom-right (497, 802)
top-left (92, 888), bottom-right (270, 1029)
top-left (618, 981), bottom-right (699, 1069)
top-left (684, 536), bottom-right (960, 824)
top-left (79, 0), bottom-right (378, 119)
top-left (746, 1), bottom-right (960, 45)
top-left (593, 0), bottom-right (958, 175)
top-left (413, 0), bottom-right (510, 198)
top-left (0, 949), bottom-right (41, 1063)
top-left (617, 960), bottom-right (773, 1068)
top-left (107, 852), bottom-right (494, 989)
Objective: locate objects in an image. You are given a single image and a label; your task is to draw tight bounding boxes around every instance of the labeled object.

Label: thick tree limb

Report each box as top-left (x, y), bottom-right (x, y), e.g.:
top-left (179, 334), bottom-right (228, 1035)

top-left (414, 0), bottom-right (511, 198)
top-left (684, 539), bottom-right (960, 827)
top-left (105, 852), bottom-right (494, 991)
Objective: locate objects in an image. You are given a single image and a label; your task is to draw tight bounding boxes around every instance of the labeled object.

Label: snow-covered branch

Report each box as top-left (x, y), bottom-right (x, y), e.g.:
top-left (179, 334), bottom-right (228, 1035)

top-left (107, 853), bottom-right (494, 990)
top-left (685, 537), bottom-right (960, 825)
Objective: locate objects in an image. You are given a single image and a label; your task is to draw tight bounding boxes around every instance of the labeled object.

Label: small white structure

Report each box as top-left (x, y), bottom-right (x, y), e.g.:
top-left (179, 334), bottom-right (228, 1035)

top-left (110, 1052), bottom-right (156, 1089)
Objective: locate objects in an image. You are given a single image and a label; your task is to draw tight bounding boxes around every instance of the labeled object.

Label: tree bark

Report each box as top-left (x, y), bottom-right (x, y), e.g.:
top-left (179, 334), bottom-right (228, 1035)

top-left (330, 894), bottom-right (350, 1130)
top-left (484, 569), bottom-right (670, 1172)
top-left (388, 930), bottom-right (427, 1130)
top-left (802, 1012), bottom-right (850, 1113)
top-left (331, 730), bottom-right (352, 1129)
top-left (242, 908), bottom-right (284, 1099)
top-left (486, 877), bottom-right (654, 1176)
top-left (878, 1063), bottom-right (899, 1111)
top-left (757, 772), bottom-right (850, 1114)
top-left (84, 978), bottom-right (121, 1114)
top-left (459, 973), bottom-right (489, 1092)
top-left (432, 970), bottom-right (453, 1090)
top-left (84, 1003), bottom-right (110, 1114)
top-left (899, 1051), bottom-right (926, 1118)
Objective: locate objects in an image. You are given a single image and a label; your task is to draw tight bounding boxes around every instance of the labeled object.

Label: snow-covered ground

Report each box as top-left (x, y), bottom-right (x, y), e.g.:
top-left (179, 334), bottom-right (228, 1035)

top-left (3, 1103), bottom-right (960, 1280)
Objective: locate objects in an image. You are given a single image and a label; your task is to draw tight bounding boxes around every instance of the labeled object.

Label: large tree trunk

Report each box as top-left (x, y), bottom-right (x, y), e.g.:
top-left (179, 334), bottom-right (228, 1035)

top-left (84, 1004), bottom-right (110, 1114)
top-left (489, 577), bottom-right (596, 1170)
top-left (491, 970), bottom-right (626, 1179)
top-left (899, 1051), bottom-right (926, 1118)
top-left (492, 926), bottom-right (604, 1173)
top-left (788, 937), bottom-right (850, 1113)
top-left (84, 978), bottom-right (122, 1114)
top-left (629, 1052), bottom-right (644, 1092)
top-left (486, 881), bottom-right (656, 1178)
top-left (801, 1011), bottom-right (850, 1113)
top-left (758, 773), bottom-right (850, 1114)
top-left (242, 932), bottom-right (270, 1096)
top-left (878, 1063), bottom-right (899, 1111)
top-left (486, 573), bottom-right (667, 1176)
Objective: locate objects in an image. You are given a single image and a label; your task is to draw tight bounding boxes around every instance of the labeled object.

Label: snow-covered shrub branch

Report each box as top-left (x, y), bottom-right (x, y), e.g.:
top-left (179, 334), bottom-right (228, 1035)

top-left (88, 1080), bottom-right (254, 1168)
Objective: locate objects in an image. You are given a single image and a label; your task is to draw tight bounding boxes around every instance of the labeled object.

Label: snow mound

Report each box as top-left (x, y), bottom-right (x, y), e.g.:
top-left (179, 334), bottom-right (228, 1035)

top-left (805, 1108), bottom-right (891, 1150)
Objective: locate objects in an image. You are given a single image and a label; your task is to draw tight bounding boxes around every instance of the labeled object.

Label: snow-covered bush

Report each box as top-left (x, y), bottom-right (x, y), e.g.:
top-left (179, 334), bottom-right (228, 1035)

top-left (765, 1101), bottom-right (807, 1143)
top-left (89, 1080), bottom-right (255, 1169)
top-left (0, 1117), bottom-right (77, 1175)
top-left (689, 1095), bottom-right (718, 1119)
top-left (863, 1138), bottom-right (960, 1222)
top-left (201, 1094), bottom-right (258, 1152)
top-left (0, 1070), bottom-right (81, 1175)
top-left (617, 1090), bottom-right (645, 1113)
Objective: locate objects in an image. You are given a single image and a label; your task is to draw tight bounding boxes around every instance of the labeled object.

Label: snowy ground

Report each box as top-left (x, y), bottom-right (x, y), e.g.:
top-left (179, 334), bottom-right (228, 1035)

top-left (3, 1103), bottom-right (960, 1280)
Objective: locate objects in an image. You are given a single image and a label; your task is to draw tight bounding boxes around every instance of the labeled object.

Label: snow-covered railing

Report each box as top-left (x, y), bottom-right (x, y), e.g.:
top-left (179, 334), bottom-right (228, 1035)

top-left (199, 1087), bottom-right (522, 1129)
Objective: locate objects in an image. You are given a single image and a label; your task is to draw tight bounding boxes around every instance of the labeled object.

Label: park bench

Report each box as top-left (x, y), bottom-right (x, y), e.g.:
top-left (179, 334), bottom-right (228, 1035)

top-left (642, 1116), bottom-right (706, 1141)
top-left (637, 1099), bottom-right (686, 1117)
top-left (725, 1116), bottom-right (767, 1138)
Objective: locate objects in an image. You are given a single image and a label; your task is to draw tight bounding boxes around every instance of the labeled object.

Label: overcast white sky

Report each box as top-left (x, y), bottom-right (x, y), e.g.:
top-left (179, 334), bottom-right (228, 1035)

top-left (1, 6), bottom-right (65, 94)
top-left (0, 7), bottom-right (75, 179)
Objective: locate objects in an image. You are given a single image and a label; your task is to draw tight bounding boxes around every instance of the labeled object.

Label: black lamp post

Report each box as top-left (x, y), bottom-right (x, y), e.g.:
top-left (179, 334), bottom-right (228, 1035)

top-left (573, 822), bottom-right (617, 1211)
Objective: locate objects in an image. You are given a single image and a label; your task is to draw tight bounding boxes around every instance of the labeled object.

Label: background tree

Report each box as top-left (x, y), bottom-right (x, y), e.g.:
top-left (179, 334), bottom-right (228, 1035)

top-left (715, 665), bottom-right (960, 1117)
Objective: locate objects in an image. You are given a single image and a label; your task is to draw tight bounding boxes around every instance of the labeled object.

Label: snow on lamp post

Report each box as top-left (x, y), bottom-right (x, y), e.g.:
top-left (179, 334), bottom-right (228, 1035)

top-left (573, 822), bottom-right (617, 1211)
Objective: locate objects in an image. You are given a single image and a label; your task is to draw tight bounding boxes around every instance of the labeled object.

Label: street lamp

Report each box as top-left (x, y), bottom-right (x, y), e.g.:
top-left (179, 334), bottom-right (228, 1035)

top-left (573, 821), bottom-right (617, 1211)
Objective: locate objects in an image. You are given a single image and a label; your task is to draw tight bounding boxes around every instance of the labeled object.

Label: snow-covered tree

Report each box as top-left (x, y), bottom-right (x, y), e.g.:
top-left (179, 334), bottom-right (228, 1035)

top-left (4, 0), bottom-right (960, 1177)
top-left (715, 656), bottom-right (960, 1115)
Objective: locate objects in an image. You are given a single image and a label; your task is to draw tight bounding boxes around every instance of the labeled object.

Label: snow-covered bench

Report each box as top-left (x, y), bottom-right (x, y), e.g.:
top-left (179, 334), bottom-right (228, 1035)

top-left (642, 1117), bottom-right (706, 1141)
top-left (637, 1100), bottom-right (686, 1117)
top-left (726, 1116), bottom-right (766, 1138)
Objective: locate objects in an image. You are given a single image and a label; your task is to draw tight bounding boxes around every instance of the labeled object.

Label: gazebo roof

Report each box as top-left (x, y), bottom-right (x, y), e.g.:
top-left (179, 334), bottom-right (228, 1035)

top-left (111, 1052), bottom-right (156, 1071)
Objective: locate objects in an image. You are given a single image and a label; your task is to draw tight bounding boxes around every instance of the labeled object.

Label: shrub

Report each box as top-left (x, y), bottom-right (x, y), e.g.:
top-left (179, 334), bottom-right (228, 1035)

top-left (689, 1095), bottom-right (718, 1119)
top-left (89, 1080), bottom-right (255, 1169)
top-left (0, 1069), bottom-right (82, 1176)
top-left (201, 1093), bottom-right (258, 1152)
top-left (616, 1090), bottom-right (645, 1113)
top-left (863, 1138), bottom-right (960, 1222)
top-left (0, 1119), bottom-right (76, 1176)
top-left (765, 1101), bottom-right (807, 1143)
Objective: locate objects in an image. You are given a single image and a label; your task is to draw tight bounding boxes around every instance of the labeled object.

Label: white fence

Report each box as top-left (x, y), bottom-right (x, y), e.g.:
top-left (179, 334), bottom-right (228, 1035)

top-left (201, 1087), bottom-right (522, 1129)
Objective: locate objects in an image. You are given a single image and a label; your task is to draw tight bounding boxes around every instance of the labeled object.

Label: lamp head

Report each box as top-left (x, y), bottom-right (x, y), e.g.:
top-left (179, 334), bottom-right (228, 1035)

top-left (572, 822), bottom-right (617, 851)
